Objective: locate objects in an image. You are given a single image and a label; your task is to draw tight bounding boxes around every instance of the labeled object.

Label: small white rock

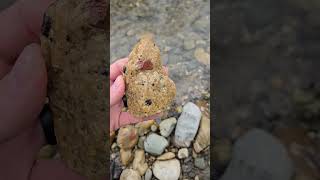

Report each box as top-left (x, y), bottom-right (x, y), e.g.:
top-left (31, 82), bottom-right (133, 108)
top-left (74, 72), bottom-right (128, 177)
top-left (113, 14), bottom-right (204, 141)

top-left (178, 148), bottom-right (189, 159)
top-left (144, 169), bottom-right (152, 180)
top-left (152, 159), bottom-right (181, 180)
top-left (120, 169), bottom-right (141, 180)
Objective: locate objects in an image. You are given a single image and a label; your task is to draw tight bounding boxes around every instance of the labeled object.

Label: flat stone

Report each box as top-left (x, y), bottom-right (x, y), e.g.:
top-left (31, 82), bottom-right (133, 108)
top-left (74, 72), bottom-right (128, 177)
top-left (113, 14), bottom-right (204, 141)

top-left (174, 102), bottom-right (202, 147)
top-left (144, 133), bottom-right (169, 155)
top-left (120, 169), bottom-right (141, 180)
top-left (157, 152), bottom-right (175, 160)
top-left (193, 115), bottom-right (210, 153)
top-left (144, 168), bottom-right (152, 180)
top-left (153, 159), bottom-right (181, 180)
top-left (159, 117), bottom-right (177, 137)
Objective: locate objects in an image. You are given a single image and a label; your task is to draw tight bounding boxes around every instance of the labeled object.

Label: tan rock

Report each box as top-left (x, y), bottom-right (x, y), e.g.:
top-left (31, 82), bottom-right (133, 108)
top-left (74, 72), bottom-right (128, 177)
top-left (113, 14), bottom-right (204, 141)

top-left (193, 115), bottom-right (210, 153)
top-left (135, 120), bottom-right (155, 136)
top-left (124, 35), bottom-right (176, 117)
top-left (120, 169), bottom-right (141, 180)
top-left (157, 152), bottom-right (175, 160)
top-left (133, 149), bottom-right (148, 175)
top-left (117, 125), bottom-right (138, 150)
top-left (120, 149), bottom-right (133, 166)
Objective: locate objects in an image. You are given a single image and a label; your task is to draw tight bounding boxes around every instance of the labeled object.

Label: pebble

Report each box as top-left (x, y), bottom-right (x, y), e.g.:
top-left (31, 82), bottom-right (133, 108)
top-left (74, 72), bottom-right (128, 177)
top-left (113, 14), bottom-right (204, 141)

top-left (135, 120), bottom-right (155, 136)
top-left (194, 157), bottom-right (207, 170)
top-left (133, 149), bottom-right (148, 175)
top-left (157, 152), bottom-right (175, 160)
top-left (159, 117), bottom-right (177, 137)
top-left (120, 169), bottom-right (141, 180)
top-left (153, 159), bottom-right (181, 180)
top-left (194, 175), bottom-right (200, 180)
top-left (221, 129), bottom-right (293, 180)
top-left (120, 149), bottom-right (133, 166)
top-left (174, 102), bottom-right (202, 147)
top-left (144, 133), bottom-right (169, 155)
top-left (194, 48), bottom-right (210, 65)
top-left (117, 125), bottom-right (138, 150)
top-left (193, 115), bottom-right (210, 153)
top-left (183, 39), bottom-right (195, 50)
top-left (144, 169), bottom-right (152, 180)
top-left (138, 136), bottom-right (146, 149)
top-left (178, 148), bottom-right (189, 159)
top-left (151, 125), bottom-right (158, 132)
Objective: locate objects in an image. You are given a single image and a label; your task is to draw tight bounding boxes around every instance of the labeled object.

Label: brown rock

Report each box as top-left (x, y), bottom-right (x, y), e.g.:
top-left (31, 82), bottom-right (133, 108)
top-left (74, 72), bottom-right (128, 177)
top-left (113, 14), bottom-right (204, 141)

top-left (193, 115), bottom-right (210, 153)
top-left (120, 169), bottom-right (141, 180)
top-left (124, 35), bottom-right (176, 117)
top-left (194, 48), bottom-right (210, 65)
top-left (120, 149), bottom-right (133, 166)
top-left (40, 0), bottom-right (107, 179)
top-left (117, 125), bottom-right (139, 150)
top-left (135, 120), bottom-right (155, 136)
top-left (133, 149), bottom-right (148, 175)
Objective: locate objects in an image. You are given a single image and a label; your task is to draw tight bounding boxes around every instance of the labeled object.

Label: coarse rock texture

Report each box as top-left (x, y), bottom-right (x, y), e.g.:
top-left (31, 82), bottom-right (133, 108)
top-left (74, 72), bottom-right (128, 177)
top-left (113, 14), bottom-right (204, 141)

top-left (152, 159), bottom-right (181, 180)
top-left (40, 0), bottom-right (107, 179)
top-left (132, 149), bottom-right (148, 175)
top-left (124, 35), bottom-right (176, 117)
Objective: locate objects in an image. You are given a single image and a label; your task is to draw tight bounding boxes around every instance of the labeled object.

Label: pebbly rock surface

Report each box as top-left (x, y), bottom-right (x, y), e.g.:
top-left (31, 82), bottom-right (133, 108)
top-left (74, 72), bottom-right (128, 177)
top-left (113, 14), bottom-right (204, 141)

top-left (174, 102), bottom-right (202, 147)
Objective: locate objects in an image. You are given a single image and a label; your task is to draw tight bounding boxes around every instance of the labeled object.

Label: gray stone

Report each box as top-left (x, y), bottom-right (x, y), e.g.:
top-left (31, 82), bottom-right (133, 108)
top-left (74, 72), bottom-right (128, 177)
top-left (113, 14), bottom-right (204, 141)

top-left (144, 168), bottom-right (152, 180)
top-left (138, 136), bottom-right (146, 149)
top-left (152, 159), bottom-right (181, 180)
top-left (194, 157), bottom-right (206, 170)
top-left (221, 129), bottom-right (293, 180)
top-left (174, 102), bottom-right (202, 147)
top-left (144, 133), bottom-right (169, 155)
top-left (183, 39), bottom-right (195, 50)
top-left (159, 117), bottom-right (177, 137)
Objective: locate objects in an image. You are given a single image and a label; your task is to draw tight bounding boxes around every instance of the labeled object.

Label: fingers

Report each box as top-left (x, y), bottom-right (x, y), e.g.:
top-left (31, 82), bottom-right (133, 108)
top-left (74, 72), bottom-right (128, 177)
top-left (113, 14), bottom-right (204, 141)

top-left (0, 43), bottom-right (47, 142)
top-left (0, 0), bottom-right (56, 64)
top-left (110, 58), bottom-right (128, 81)
top-left (110, 75), bottom-right (125, 106)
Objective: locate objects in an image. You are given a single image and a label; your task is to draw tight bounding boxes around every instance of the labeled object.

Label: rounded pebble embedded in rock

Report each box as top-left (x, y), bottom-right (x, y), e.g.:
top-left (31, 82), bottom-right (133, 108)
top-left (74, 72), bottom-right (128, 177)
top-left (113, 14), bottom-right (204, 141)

top-left (151, 125), bottom-right (158, 132)
top-left (152, 159), bottom-right (181, 180)
top-left (144, 133), bottom-right (169, 155)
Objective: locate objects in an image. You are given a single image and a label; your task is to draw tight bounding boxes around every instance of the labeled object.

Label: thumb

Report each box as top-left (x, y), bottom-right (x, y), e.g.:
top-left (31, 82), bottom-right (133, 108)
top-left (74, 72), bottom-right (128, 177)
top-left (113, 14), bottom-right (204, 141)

top-left (0, 43), bottom-right (47, 142)
top-left (110, 75), bottom-right (125, 106)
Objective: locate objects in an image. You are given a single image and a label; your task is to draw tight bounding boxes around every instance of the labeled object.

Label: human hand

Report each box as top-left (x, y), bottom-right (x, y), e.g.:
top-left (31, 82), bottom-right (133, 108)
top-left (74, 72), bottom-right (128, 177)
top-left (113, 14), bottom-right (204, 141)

top-left (0, 0), bottom-right (87, 179)
top-left (110, 58), bottom-right (168, 131)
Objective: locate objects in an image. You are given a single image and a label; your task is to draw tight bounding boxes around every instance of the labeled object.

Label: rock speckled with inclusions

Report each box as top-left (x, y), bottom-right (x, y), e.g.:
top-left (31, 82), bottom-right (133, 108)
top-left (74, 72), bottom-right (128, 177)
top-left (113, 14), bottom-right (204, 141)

top-left (40, 0), bottom-right (107, 179)
top-left (124, 35), bottom-right (176, 117)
